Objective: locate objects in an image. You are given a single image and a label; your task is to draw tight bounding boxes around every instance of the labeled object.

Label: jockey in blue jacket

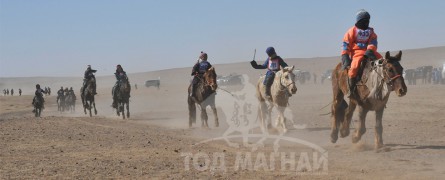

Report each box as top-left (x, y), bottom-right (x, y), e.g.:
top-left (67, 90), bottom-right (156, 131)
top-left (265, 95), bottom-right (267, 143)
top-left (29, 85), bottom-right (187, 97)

top-left (190, 51), bottom-right (212, 97)
top-left (250, 47), bottom-right (288, 99)
top-left (112, 64), bottom-right (129, 108)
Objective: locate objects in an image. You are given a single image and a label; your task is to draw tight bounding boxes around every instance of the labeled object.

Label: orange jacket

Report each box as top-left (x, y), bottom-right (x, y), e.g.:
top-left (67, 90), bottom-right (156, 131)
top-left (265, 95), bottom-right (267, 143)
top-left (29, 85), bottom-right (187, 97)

top-left (341, 26), bottom-right (381, 61)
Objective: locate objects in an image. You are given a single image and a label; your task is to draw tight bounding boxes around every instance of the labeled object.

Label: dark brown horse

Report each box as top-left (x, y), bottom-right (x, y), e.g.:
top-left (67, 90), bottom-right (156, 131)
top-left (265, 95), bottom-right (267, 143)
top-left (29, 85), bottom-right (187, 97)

top-left (330, 51), bottom-right (407, 150)
top-left (81, 78), bottom-right (97, 117)
top-left (115, 77), bottom-right (131, 119)
top-left (187, 67), bottom-right (219, 128)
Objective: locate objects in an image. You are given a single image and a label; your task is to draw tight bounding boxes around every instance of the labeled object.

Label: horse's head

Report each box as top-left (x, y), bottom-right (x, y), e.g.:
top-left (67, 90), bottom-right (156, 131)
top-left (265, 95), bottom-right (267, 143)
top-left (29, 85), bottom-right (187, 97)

top-left (281, 66), bottom-right (298, 95)
top-left (383, 51), bottom-right (407, 97)
top-left (204, 67), bottom-right (218, 91)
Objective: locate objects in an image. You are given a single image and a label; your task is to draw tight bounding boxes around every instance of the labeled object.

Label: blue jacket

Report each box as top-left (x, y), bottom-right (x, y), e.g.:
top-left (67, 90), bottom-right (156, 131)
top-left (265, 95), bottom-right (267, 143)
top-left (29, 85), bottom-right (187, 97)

top-left (251, 56), bottom-right (288, 72)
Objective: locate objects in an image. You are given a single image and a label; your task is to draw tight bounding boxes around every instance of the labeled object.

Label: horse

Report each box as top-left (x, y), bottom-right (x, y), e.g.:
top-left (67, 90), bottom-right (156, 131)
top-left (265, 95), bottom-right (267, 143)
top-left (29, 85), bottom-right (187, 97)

top-left (187, 67), bottom-right (219, 128)
top-left (114, 78), bottom-right (131, 119)
top-left (33, 96), bottom-right (44, 117)
top-left (256, 66), bottom-right (298, 134)
top-left (330, 51), bottom-right (407, 150)
top-left (65, 92), bottom-right (76, 113)
top-left (81, 78), bottom-right (97, 117)
top-left (57, 94), bottom-right (65, 112)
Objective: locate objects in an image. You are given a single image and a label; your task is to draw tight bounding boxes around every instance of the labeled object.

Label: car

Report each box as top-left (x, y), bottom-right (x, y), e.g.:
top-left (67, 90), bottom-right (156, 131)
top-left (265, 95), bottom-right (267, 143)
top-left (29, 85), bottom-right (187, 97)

top-left (145, 78), bottom-right (160, 89)
top-left (321, 69), bottom-right (333, 84)
top-left (217, 74), bottom-right (243, 86)
top-left (293, 69), bottom-right (311, 84)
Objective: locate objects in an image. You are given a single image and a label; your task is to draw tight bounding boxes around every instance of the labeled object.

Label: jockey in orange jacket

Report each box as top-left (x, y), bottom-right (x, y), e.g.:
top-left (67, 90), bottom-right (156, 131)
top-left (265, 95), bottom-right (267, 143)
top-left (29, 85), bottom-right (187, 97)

top-left (341, 9), bottom-right (382, 97)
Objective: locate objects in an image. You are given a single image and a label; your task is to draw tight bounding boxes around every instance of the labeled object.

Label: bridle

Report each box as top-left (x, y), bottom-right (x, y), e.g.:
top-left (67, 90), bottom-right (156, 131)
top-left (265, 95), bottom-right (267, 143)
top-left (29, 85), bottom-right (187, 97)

top-left (373, 59), bottom-right (403, 86)
top-left (196, 73), bottom-right (216, 88)
top-left (279, 71), bottom-right (296, 91)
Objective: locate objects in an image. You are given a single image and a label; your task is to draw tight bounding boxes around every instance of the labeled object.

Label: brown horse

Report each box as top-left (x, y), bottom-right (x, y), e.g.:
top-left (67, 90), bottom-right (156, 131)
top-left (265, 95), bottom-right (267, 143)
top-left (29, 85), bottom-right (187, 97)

top-left (187, 67), bottom-right (219, 128)
top-left (81, 78), bottom-right (98, 117)
top-left (330, 51), bottom-right (407, 150)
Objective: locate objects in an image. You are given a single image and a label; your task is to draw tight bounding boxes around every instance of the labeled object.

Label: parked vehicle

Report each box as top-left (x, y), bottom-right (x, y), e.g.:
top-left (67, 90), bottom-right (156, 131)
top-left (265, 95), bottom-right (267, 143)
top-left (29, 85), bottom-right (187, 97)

top-left (145, 77), bottom-right (160, 89)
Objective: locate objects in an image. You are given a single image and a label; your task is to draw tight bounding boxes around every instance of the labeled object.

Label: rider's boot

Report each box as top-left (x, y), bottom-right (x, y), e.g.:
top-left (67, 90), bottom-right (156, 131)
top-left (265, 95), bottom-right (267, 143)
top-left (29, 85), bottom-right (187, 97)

top-left (265, 85), bottom-right (272, 100)
top-left (347, 77), bottom-right (357, 98)
top-left (264, 75), bottom-right (274, 100)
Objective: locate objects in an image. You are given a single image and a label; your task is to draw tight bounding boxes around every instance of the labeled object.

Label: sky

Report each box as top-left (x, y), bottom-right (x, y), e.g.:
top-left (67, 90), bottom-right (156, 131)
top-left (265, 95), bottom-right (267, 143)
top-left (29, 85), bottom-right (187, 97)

top-left (1, 0), bottom-right (444, 77)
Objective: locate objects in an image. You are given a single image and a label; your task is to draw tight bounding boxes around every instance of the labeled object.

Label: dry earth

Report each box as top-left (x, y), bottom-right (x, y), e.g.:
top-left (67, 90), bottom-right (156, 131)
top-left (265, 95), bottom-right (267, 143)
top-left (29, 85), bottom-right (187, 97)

top-left (1, 47), bottom-right (445, 179)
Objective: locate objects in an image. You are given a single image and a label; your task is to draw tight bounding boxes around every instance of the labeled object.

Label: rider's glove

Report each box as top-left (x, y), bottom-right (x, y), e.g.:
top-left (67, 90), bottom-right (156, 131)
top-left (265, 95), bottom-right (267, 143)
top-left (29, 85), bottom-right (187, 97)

top-left (341, 54), bottom-right (351, 70)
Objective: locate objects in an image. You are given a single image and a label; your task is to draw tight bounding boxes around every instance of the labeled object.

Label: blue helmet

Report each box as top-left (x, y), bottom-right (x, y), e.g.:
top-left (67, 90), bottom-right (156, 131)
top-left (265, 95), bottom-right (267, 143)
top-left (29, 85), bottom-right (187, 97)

top-left (266, 47), bottom-right (276, 57)
top-left (356, 9), bottom-right (370, 23)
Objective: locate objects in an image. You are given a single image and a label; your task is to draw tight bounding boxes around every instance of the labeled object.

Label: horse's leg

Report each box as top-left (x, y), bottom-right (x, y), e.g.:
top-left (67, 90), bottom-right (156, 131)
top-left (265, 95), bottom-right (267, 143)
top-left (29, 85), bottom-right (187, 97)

top-left (126, 101), bottom-right (130, 118)
top-left (352, 106), bottom-right (368, 143)
top-left (276, 106), bottom-right (287, 133)
top-left (340, 101), bottom-right (356, 138)
top-left (89, 101), bottom-right (92, 117)
top-left (374, 108), bottom-right (384, 149)
top-left (258, 101), bottom-right (268, 133)
top-left (188, 97), bottom-right (196, 128)
top-left (267, 103), bottom-right (274, 128)
top-left (93, 100), bottom-right (97, 115)
top-left (201, 106), bottom-right (208, 128)
top-left (90, 96), bottom-right (97, 115)
top-left (210, 103), bottom-right (218, 127)
top-left (122, 102), bottom-right (126, 119)
top-left (331, 97), bottom-right (345, 143)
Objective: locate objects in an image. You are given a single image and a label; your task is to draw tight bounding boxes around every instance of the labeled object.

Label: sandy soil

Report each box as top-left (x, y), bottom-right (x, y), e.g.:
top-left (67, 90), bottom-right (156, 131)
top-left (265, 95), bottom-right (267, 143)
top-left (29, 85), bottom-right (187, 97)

top-left (1, 47), bottom-right (445, 179)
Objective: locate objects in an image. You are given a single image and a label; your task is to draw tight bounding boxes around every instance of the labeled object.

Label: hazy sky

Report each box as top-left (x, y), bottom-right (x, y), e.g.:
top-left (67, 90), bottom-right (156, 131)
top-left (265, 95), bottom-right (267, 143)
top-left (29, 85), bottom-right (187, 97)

top-left (1, 0), bottom-right (444, 77)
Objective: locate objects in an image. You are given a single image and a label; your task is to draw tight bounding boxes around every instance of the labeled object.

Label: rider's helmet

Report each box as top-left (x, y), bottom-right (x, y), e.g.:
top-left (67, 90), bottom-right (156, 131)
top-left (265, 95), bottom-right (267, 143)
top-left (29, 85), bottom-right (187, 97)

top-left (355, 9), bottom-right (370, 30)
top-left (199, 51), bottom-right (208, 61)
top-left (60, 86), bottom-right (63, 89)
top-left (70, 87), bottom-right (73, 90)
top-left (87, 65), bottom-right (91, 70)
top-left (266, 47), bottom-right (276, 57)
top-left (356, 9), bottom-right (370, 23)
top-left (36, 84), bottom-right (40, 89)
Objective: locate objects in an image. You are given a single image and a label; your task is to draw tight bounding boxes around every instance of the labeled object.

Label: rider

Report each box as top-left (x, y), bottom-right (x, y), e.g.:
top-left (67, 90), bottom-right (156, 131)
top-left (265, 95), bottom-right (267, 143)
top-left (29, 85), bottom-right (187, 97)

top-left (57, 86), bottom-right (64, 102)
top-left (341, 9), bottom-right (382, 97)
top-left (189, 51), bottom-right (212, 97)
top-left (82, 65), bottom-right (97, 96)
top-left (250, 47), bottom-right (288, 99)
top-left (112, 64), bottom-right (129, 108)
top-left (32, 84), bottom-right (45, 111)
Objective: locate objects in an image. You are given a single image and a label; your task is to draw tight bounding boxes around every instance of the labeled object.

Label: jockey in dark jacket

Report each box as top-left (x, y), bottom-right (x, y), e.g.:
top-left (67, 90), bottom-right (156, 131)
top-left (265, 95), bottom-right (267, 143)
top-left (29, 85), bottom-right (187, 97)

top-left (82, 65), bottom-right (97, 96)
top-left (250, 47), bottom-right (288, 99)
top-left (190, 51), bottom-right (212, 97)
top-left (57, 86), bottom-right (64, 101)
top-left (32, 84), bottom-right (45, 111)
top-left (112, 64), bottom-right (129, 108)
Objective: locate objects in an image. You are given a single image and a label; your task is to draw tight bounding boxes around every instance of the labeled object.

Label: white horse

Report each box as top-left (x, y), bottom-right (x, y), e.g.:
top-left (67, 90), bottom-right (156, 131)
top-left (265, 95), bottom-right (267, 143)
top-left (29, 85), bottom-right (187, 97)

top-left (256, 66), bottom-right (298, 134)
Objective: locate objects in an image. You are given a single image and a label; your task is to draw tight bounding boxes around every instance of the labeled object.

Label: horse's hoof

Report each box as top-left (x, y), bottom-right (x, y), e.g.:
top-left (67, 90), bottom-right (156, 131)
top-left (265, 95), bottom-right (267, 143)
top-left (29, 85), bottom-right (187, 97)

top-left (375, 145), bottom-right (390, 153)
top-left (330, 133), bottom-right (338, 143)
top-left (352, 135), bottom-right (361, 143)
top-left (340, 129), bottom-right (350, 138)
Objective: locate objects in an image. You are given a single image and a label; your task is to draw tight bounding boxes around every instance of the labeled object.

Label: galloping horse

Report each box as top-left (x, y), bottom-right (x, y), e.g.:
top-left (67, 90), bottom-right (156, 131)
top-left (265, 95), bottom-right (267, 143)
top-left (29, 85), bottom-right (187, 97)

top-left (256, 66), bottom-right (298, 133)
top-left (33, 96), bottom-right (44, 117)
top-left (330, 51), bottom-right (407, 150)
top-left (114, 78), bottom-right (131, 119)
top-left (65, 92), bottom-right (76, 113)
top-left (81, 78), bottom-right (97, 117)
top-left (57, 93), bottom-right (65, 112)
top-left (187, 67), bottom-right (219, 128)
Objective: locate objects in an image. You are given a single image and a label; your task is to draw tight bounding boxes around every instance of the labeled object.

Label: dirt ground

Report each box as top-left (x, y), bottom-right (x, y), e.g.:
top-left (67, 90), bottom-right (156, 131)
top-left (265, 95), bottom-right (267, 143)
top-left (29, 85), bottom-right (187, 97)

top-left (1, 48), bottom-right (445, 179)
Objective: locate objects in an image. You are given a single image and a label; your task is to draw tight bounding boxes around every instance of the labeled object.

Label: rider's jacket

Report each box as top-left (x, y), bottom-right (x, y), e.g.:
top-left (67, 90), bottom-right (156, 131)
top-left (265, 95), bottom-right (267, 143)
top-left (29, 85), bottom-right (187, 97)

top-left (191, 61), bottom-right (212, 76)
